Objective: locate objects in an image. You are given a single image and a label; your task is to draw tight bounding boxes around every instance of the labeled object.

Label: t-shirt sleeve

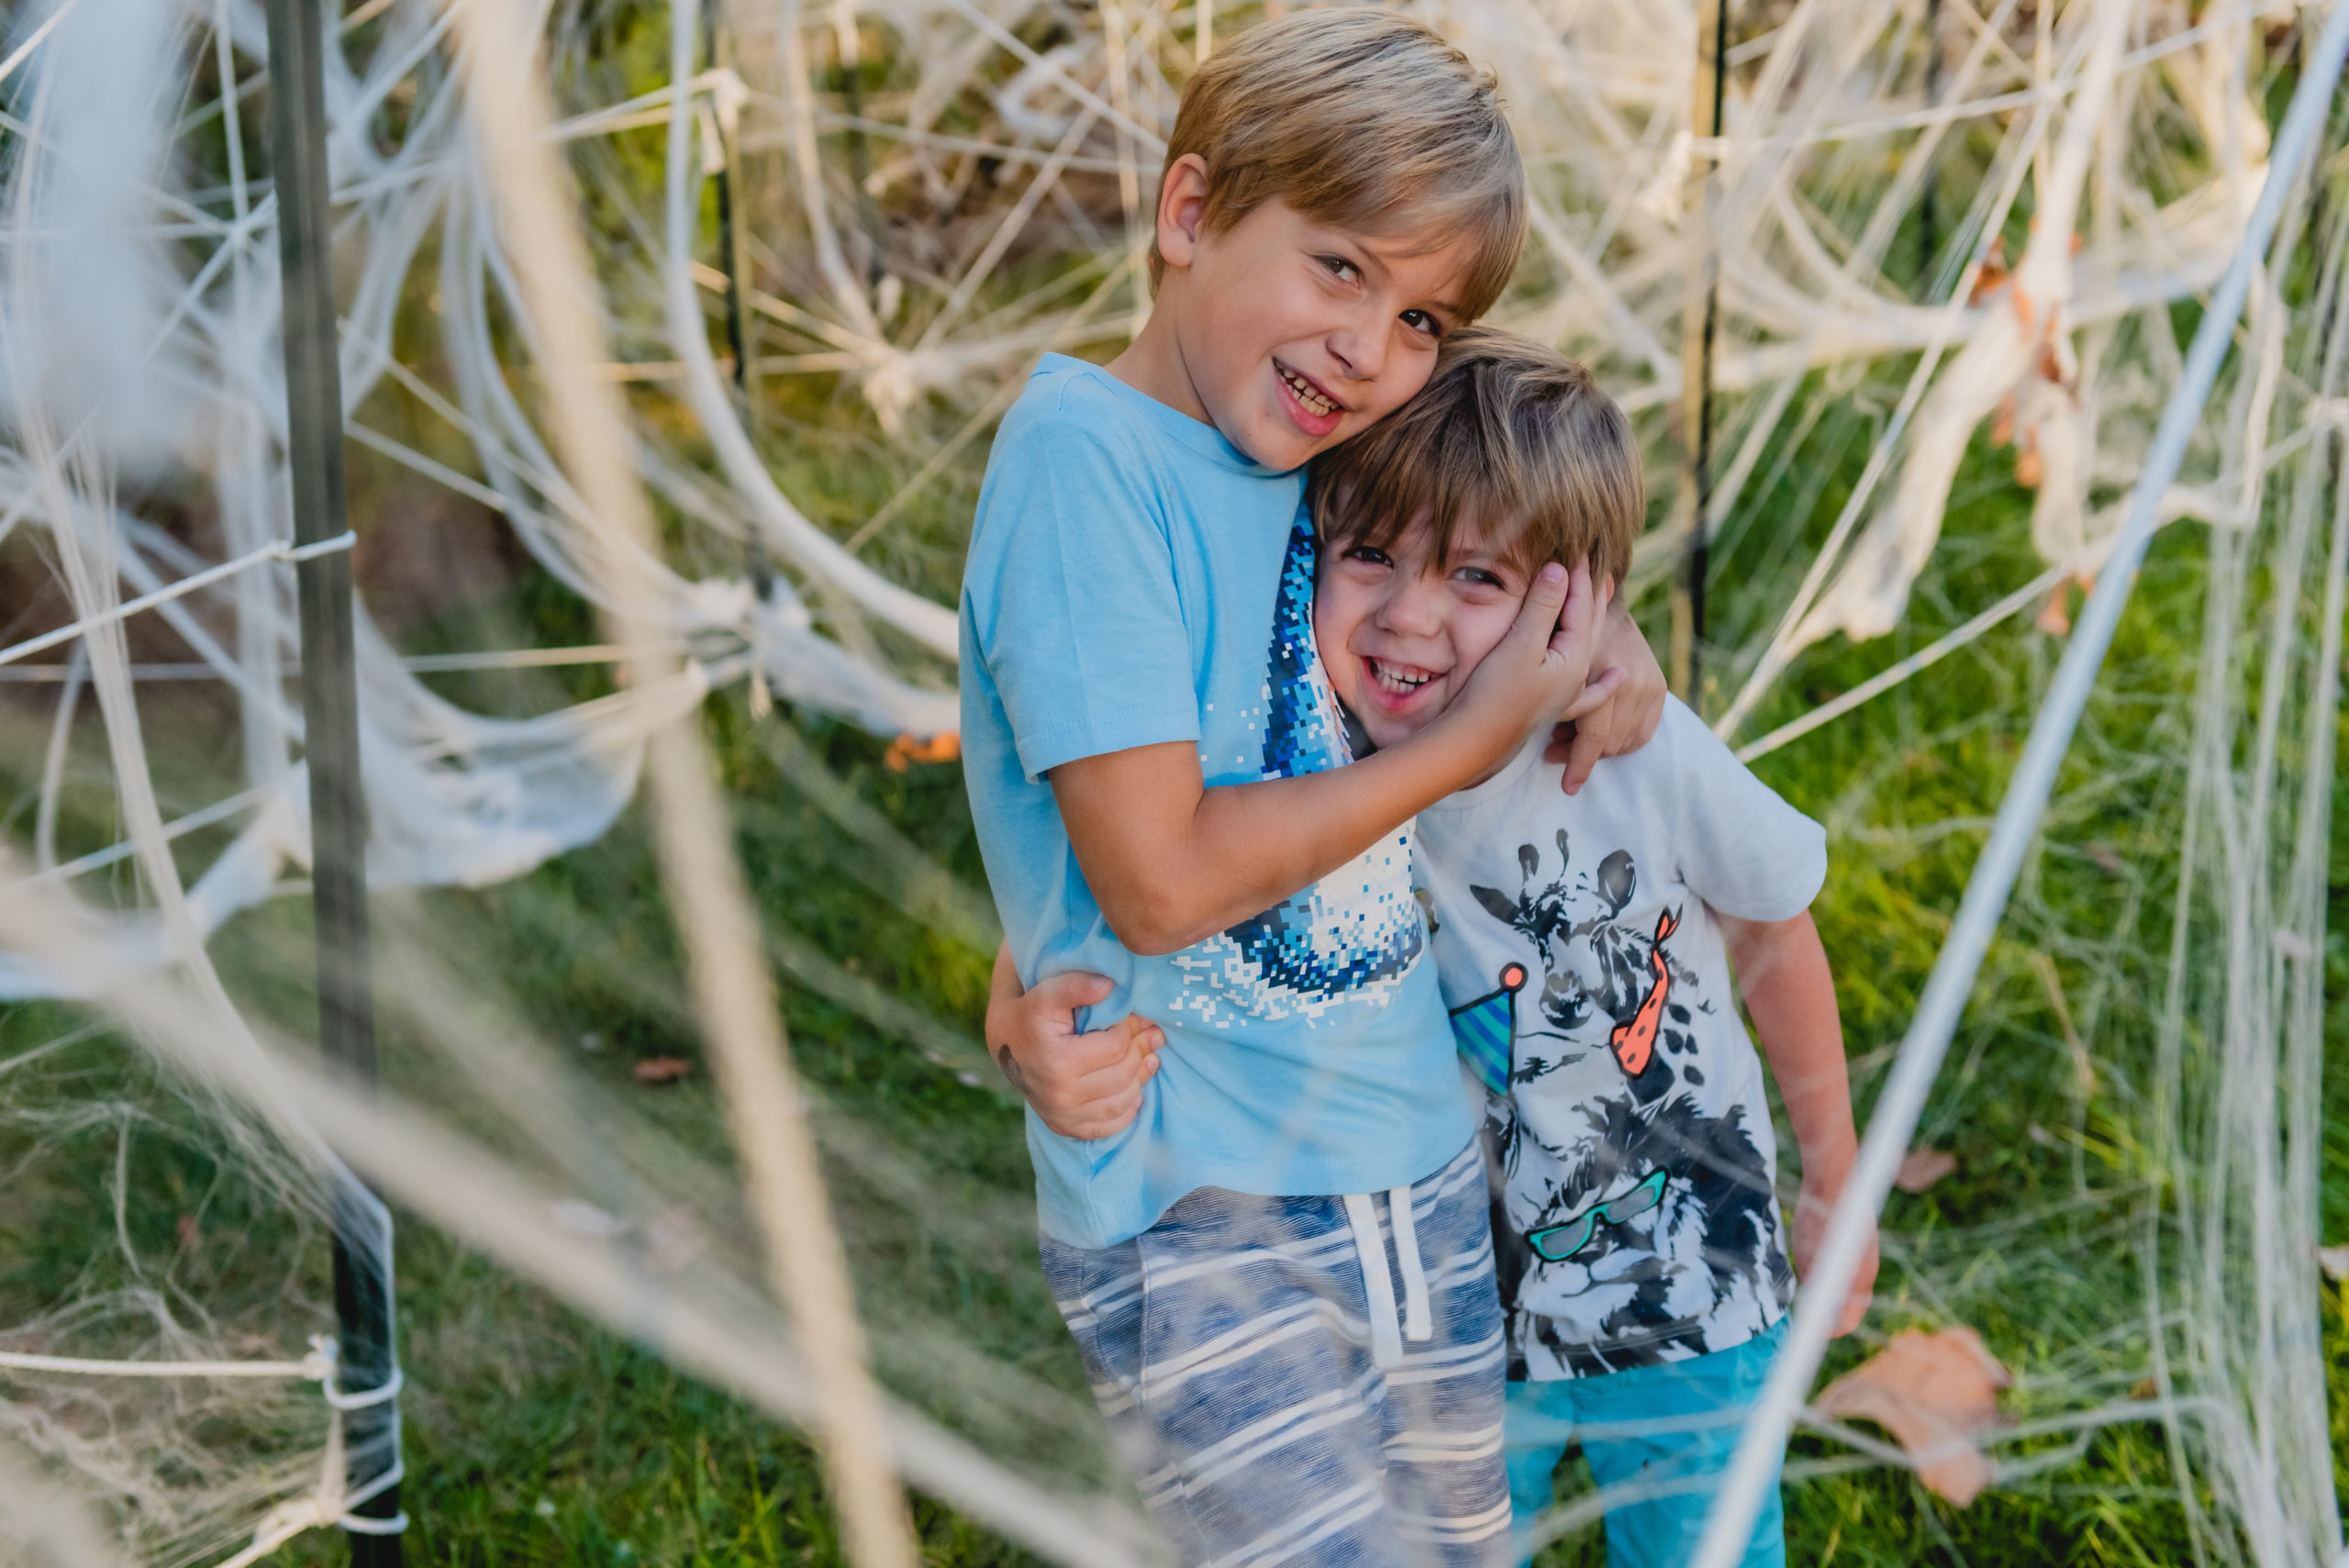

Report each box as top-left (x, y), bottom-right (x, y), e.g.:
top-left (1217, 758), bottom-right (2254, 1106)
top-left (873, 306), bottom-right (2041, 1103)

top-left (964, 396), bottom-right (1200, 782)
top-left (1666, 703), bottom-right (1828, 922)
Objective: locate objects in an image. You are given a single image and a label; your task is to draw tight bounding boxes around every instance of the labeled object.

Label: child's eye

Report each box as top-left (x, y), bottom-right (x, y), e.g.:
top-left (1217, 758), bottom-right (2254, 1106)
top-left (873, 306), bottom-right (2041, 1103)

top-left (1453, 565), bottom-right (1505, 589)
top-left (1343, 545), bottom-right (1394, 567)
top-left (1318, 255), bottom-right (1362, 285)
top-left (1400, 308), bottom-right (1441, 338)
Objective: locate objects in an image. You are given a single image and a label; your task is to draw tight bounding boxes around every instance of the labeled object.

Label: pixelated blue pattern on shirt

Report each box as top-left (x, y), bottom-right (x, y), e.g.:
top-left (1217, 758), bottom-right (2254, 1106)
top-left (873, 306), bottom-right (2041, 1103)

top-left (1173, 520), bottom-right (1425, 1025)
top-left (1260, 517), bottom-right (1349, 780)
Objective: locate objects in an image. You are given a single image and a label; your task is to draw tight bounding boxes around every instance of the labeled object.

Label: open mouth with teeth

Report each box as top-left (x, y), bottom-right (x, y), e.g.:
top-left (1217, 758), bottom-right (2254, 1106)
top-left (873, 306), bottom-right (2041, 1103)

top-left (1363, 655), bottom-right (1442, 704)
top-left (1274, 358), bottom-right (1345, 435)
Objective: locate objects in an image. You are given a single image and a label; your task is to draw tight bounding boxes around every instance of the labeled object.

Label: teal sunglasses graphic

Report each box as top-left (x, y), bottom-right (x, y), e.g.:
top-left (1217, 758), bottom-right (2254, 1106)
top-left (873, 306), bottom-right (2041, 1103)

top-left (1526, 1168), bottom-right (1671, 1262)
top-left (1447, 962), bottom-right (1527, 1095)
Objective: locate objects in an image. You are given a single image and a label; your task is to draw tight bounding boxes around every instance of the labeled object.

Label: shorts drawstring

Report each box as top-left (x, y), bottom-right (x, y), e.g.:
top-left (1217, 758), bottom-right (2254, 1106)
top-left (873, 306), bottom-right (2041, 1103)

top-left (1344, 1184), bottom-right (1433, 1372)
top-left (1389, 1184), bottom-right (1432, 1346)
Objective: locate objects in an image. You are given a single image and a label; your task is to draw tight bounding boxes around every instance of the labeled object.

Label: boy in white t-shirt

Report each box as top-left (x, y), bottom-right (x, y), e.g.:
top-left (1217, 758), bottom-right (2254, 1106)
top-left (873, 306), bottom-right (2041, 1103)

top-left (999, 328), bottom-right (1878, 1566)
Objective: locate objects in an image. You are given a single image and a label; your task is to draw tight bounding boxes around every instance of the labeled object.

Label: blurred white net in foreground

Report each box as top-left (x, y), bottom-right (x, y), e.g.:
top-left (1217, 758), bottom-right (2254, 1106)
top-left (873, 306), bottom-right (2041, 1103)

top-left (0, 0), bottom-right (2343, 1563)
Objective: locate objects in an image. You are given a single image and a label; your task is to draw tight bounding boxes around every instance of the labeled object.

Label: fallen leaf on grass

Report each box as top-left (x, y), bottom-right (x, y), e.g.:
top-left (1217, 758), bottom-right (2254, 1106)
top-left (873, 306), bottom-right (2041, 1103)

top-left (632, 1056), bottom-right (694, 1085)
top-left (1815, 1326), bottom-right (2011, 1505)
top-left (884, 731), bottom-right (961, 772)
top-left (1895, 1149), bottom-right (1958, 1193)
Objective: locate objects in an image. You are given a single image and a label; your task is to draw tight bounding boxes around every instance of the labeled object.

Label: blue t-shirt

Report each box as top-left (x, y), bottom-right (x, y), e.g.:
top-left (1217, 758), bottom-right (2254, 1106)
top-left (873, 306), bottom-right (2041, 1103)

top-left (960, 355), bottom-right (1474, 1250)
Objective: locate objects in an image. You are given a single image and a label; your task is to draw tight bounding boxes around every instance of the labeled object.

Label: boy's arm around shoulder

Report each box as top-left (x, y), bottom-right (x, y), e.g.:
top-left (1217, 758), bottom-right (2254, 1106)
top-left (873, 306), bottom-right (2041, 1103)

top-left (1543, 605), bottom-right (1668, 792)
top-left (1055, 562), bottom-right (1612, 954)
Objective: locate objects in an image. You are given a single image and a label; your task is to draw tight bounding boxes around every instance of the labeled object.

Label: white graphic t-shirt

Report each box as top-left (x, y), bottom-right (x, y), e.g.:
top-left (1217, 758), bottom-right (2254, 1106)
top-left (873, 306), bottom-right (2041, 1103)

top-left (1415, 698), bottom-right (1827, 1379)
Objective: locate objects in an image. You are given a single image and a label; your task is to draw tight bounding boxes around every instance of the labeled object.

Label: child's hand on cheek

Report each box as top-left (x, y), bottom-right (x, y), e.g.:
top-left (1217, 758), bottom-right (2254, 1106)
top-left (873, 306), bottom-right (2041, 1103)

top-left (1442, 558), bottom-right (1605, 770)
top-left (1547, 599), bottom-right (1667, 792)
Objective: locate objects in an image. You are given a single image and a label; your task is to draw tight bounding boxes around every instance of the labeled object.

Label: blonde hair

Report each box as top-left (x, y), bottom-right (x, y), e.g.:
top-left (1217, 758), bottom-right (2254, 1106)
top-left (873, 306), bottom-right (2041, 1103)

top-left (1153, 10), bottom-right (1526, 320)
top-left (1309, 327), bottom-right (1643, 587)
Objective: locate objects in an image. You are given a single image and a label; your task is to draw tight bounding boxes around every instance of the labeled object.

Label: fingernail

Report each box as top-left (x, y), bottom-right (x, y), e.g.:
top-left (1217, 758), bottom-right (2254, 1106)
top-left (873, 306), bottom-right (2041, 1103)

top-left (1540, 562), bottom-right (1565, 584)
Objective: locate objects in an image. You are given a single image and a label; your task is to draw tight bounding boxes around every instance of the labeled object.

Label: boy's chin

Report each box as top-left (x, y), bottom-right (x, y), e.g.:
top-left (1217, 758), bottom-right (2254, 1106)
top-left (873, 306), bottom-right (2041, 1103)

top-left (1355, 709), bottom-right (1438, 752)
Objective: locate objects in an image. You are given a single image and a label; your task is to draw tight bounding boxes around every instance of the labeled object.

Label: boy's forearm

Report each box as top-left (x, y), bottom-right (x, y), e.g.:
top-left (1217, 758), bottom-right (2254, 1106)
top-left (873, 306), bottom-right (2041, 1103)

top-left (1053, 711), bottom-right (1515, 954)
top-left (1723, 912), bottom-right (1857, 1179)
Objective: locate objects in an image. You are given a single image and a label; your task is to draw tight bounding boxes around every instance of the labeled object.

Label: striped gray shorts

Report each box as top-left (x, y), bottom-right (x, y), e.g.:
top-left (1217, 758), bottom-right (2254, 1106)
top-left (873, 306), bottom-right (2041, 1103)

top-left (1041, 1140), bottom-right (1512, 1568)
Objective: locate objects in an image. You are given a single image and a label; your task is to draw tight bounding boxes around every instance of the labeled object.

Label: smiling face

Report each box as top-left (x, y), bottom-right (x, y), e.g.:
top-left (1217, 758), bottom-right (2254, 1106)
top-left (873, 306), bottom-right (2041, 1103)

top-left (1125, 159), bottom-right (1483, 473)
top-left (1314, 513), bottom-right (1531, 752)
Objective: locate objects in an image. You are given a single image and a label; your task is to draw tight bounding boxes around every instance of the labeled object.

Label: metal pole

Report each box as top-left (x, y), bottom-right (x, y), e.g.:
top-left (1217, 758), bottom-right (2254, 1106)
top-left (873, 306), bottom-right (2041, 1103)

top-left (1672, 0), bottom-right (1728, 706)
top-left (707, 6), bottom-right (773, 601)
top-left (1920, 0), bottom-right (1943, 283)
top-left (1687, 6), bottom-right (2349, 1563)
top-left (263, 0), bottom-right (404, 1559)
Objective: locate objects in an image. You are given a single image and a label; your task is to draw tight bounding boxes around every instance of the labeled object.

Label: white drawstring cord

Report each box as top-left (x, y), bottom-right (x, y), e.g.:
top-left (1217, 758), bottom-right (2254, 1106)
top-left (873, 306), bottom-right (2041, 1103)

top-left (1342, 1193), bottom-right (1405, 1371)
top-left (1389, 1185), bottom-right (1431, 1344)
top-left (1345, 1183), bottom-right (1434, 1369)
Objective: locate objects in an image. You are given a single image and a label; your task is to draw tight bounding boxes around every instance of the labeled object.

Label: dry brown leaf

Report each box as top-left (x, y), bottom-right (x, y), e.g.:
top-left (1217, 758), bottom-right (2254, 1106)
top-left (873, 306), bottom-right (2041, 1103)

top-left (883, 731), bottom-right (962, 772)
top-left (633, 1056), bottom-right (694, 1085)
top-left (1895, 1149), bottom-right (1958, 1193)
top-left (1815, 1326), bottom-right (2011, 1505)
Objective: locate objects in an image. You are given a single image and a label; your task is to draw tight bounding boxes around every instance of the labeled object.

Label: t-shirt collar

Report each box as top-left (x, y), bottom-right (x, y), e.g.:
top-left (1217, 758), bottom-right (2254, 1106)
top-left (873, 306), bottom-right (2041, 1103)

top-left (1040, 352), bottom-right (1290, 477)
top-left (1423, 733), bottom-right (1551, 813)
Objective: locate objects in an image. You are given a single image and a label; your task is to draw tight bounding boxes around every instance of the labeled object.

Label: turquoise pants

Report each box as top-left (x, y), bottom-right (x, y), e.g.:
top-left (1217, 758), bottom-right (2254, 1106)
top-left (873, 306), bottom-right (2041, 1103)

top-left (1503, 1318), bottom-right (1787, 1568)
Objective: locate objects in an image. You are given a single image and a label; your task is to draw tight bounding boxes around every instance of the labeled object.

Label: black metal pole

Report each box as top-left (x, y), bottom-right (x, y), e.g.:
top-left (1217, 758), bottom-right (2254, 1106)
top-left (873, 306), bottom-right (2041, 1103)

top-left (1684, 0), bottom-right (1730, 706)
top-left (706, 6), bottom-right (772, 601)
top-left (263, 1), bottom-right (403, 1560)
top-left (1920, 0), bottom-right (1942, 288)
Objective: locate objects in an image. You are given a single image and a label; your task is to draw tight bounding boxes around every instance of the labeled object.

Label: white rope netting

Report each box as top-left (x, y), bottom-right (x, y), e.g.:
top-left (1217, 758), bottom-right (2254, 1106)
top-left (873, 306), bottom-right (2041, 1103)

top-left (0, 0), bottom-right (2343, 1562)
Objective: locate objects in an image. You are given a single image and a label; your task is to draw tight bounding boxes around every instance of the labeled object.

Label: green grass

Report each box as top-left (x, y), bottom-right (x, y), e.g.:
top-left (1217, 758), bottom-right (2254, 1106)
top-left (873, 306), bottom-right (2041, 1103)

top-left (6, 25), bottom-right (2347, 1558)
top-left (8, 392), bottom-right (2343, 1565)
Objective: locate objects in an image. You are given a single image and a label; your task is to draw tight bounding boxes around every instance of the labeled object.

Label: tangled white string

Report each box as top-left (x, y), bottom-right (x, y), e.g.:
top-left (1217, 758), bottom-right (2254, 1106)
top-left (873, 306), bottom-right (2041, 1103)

top-left (0, 0), bottom-right (2343, 1563)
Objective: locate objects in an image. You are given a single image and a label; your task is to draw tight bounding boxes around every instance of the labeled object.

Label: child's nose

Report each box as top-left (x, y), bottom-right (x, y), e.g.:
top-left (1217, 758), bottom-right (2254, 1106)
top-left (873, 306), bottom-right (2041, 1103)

top-left (1378, 579), bottom-right (1443, 634)
top-left (1327, 310), bottom-right (1389, 383)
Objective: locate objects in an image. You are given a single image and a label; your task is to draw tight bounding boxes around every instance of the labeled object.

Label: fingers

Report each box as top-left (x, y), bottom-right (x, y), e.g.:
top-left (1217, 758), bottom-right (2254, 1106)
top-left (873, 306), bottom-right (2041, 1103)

top-left (1060, 1013), bottom-right (1162, 1072)
top-left (1063, 1039), bottom-right (1162, 1102)
top-left (1042, 1037), bottom-right (1161, 1140)
top-left (1561, 700), bottom-right (1609, 795)
top-left (1050, 1069), bottom-right (1151, 1140)
top-left (1028, 969), bottom-right (1114, 1017)
top-left (1558, 664), bottom-right (1629, 724)
top-left (1505, 562), bottom-right (1570, 656)
top-left (1543, 560), bottom-right (1598, 660)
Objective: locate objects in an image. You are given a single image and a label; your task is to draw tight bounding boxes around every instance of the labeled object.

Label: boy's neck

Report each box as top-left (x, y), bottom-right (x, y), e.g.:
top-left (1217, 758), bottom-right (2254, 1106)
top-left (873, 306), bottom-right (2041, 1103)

top-left (1106, 304), bottom-right (1218, 433)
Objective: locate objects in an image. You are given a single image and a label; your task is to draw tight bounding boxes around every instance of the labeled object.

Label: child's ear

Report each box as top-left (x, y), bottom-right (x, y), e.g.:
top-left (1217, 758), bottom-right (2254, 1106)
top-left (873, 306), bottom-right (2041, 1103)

top-left (1155, 153), bottom-right (1211, 273)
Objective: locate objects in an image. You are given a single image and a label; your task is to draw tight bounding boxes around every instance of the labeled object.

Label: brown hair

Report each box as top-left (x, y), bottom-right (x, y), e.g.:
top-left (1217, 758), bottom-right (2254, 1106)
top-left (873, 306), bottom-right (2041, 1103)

top-left (1152, 10), bottom-right (1526, 320)
top-left (1309, 327), bottom-right (1643, 587)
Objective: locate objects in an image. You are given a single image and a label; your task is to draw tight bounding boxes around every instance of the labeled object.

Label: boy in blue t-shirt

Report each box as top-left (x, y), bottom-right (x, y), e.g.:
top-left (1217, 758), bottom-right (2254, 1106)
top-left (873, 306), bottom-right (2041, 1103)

top-left (960, 14), bottom-right (1660, 1566)
top-left (1001, 332), bottom-right (1877, 1568)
